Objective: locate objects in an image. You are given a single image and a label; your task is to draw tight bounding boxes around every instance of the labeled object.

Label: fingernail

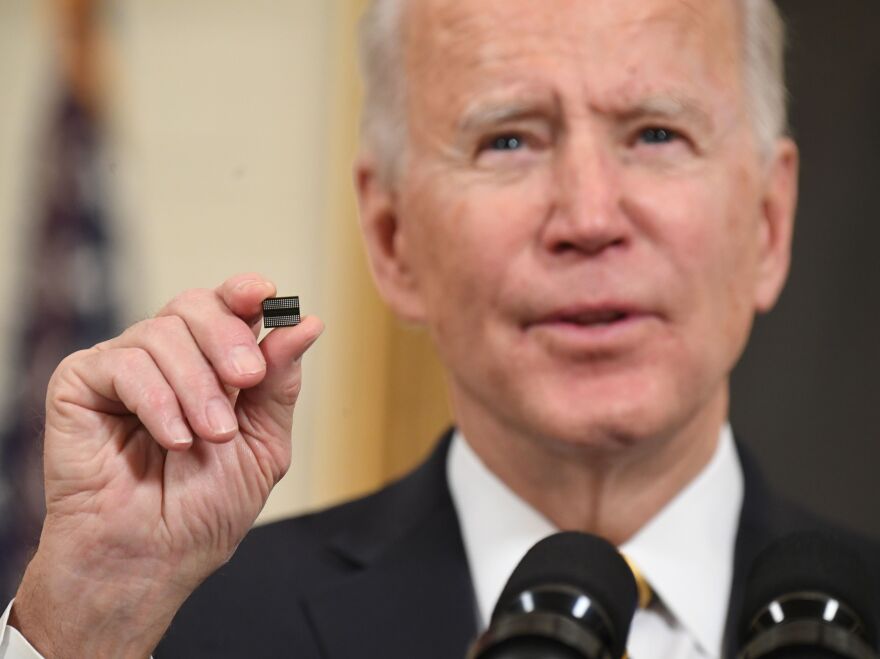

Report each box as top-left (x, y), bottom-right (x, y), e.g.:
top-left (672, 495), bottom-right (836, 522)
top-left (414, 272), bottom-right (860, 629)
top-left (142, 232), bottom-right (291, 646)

top-left (230, 345), bottom-right (265, 376)
top-left (206, 398), bottom-right (237, 435)
top-left (238, 279), bottom-right (273, 293)
top-left (168, 418), bottom-right (193, 446)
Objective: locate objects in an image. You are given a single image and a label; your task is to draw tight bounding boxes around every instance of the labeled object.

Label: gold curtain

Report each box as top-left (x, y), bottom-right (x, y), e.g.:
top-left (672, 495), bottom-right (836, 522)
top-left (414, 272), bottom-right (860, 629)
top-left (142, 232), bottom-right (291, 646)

top-left (310, 0), bottom-right (452, 509)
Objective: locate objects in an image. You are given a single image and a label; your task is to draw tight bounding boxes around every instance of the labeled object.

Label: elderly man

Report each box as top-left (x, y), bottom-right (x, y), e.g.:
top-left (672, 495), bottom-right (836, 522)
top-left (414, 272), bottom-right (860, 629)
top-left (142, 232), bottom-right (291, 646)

top-left (1, 0), bottom-right (874, 657)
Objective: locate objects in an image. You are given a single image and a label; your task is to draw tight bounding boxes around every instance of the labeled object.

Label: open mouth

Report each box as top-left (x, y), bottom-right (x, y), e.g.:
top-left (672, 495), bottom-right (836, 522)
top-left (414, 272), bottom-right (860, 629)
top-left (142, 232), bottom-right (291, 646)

top-left (523, 306), bottom-right (653, 348)
top-left (558, 309), bottom-right (630, 326)
top-left (537, 308), bottom-right (636, 328)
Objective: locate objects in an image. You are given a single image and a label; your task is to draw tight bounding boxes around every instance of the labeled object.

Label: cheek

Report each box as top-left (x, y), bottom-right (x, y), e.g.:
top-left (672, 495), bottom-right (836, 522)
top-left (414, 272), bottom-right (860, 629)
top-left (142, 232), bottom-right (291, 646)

top-left (698, 168), bottom-right (764, 325)
top-left (626, 168), bottom-right (761, 336)
top-left (406, 172), bottom-right (551, 322)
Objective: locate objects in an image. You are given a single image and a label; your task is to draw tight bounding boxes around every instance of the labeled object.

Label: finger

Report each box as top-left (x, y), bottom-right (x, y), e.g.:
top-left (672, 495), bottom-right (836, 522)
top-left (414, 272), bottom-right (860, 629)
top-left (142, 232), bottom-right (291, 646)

top-left (216, 273), bottom-right (277, 326)
top-left (249, 316), bottom-right (263, 341)
top-left (64, 347), bottom-right (194, 451)
top-left (158, 288), bottom-right (266, 391)
top-left (236, 316), bottom-right (324, 448)
top-left (109, 316), bottom-right (239, 442)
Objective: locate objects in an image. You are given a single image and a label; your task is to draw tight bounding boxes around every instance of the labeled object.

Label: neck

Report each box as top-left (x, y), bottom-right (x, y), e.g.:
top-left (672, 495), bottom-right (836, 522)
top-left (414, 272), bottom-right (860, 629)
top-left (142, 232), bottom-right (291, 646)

top-left (452, 388), bottom-right (728, 546)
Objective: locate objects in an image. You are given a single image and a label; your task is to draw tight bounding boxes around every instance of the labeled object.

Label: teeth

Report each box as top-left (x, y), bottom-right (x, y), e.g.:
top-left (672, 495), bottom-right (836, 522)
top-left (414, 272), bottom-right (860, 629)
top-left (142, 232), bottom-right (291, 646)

top-left (570, 310), bottom-right (626, 325)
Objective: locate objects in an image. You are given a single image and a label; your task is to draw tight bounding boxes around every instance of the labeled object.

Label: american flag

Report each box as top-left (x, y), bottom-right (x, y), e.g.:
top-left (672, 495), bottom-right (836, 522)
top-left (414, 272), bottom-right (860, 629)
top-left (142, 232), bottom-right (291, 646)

top-left (0, 0), bottom-right (120, 602)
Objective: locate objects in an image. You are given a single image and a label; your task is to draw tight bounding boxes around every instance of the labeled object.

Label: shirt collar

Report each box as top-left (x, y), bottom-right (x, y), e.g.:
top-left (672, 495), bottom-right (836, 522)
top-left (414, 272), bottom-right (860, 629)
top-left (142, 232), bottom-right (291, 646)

top-left (620, 424), bottom-right (743, 656)
top-left (446, 424), bottom-right (743, 657)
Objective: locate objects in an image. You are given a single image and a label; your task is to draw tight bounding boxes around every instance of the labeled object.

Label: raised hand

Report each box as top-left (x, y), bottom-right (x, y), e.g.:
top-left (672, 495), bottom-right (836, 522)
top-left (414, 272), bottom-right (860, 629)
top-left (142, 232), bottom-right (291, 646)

top-left (11, 273), bottom-right (323, 658)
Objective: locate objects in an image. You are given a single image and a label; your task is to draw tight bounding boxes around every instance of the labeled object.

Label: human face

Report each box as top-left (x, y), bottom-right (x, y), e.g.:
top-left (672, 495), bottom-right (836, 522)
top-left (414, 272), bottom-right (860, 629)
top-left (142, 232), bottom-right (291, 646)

top-left (359, 0), bottom-right (797, 451)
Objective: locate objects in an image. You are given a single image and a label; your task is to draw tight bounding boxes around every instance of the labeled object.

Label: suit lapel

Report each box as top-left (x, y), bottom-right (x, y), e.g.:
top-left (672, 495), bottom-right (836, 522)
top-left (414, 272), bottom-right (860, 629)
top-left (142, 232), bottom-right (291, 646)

top-left (303, 434), bottom-right (833, 659)
top-left (722, 444), bottom-right (824, 658)
top-left (303, 432), bottom-right (479, 659)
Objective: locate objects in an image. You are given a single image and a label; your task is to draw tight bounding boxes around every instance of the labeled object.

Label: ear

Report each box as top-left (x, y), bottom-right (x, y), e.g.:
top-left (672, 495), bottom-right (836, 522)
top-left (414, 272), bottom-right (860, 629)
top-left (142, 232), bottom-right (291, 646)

top-left (354, 155), bottom-right (428, 324)
top-left (753, 137), bottom-right (799, 313)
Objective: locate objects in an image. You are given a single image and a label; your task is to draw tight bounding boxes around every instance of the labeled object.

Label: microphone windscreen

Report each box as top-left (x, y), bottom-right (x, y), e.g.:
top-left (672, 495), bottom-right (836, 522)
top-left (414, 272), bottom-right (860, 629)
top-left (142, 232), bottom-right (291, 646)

top-left (492, 531), bottom-right (638, 655)
top-left (739, 530), bottom-right (878, 648)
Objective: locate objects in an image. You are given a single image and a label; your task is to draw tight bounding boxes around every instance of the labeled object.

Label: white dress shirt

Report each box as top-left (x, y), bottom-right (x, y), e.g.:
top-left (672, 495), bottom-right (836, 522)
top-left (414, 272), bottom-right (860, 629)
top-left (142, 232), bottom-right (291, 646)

top-left (0, 600), bottom-right (39, 659)
top-left (447, 424), bottom-right (743, 659)
top-left (0, 425), bottom-right (742, 659)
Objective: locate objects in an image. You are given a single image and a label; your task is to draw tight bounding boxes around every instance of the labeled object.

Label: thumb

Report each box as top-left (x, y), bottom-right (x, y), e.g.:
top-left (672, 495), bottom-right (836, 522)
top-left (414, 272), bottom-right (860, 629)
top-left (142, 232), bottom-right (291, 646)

top-left (236, 315), bottom-right (324, 443)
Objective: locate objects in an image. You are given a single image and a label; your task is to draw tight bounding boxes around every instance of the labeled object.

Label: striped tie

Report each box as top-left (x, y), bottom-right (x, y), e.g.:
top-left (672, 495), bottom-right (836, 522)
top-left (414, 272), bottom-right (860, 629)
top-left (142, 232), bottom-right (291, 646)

top-left (622, 554), bottom-right (654, 610)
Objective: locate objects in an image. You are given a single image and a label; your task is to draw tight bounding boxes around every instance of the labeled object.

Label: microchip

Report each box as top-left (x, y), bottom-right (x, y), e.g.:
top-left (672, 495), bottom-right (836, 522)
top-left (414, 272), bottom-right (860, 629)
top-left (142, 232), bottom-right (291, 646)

top-left (262, 296), bottom-right (301, 328)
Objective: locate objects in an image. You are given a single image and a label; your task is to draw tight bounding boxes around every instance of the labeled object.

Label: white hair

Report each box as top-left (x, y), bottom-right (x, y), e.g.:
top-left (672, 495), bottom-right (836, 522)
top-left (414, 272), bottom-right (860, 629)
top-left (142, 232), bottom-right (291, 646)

top-left (358, 0), bottom-right (789, 181)
top-left (358, 0), bottom-right (408, 183)
top-left (742, 0), bottom-right (789, 153)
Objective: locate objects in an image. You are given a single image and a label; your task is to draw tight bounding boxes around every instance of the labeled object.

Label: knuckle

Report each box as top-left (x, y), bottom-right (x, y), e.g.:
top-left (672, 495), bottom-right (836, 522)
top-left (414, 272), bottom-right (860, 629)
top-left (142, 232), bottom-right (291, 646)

top-left (118, 347), bottom-right (152, 372)
top-left (121, 315), bottom-right (189, 348)
top-left (168, 288), bottom-right (212, 312)
top-left (141, 385), bottom-right (177, 412)
top-left (56, 348), bottom-right (93, 371)
top-left (182, 368), bottom-right (224, 396)
top-left (203, 326), bottom-right (258, 368)
top-left (277, 374), bottom-right (302, 405)
top-left (229, 326), bottom-right (260, 350)
top-left (147, 314), bottom-right (188, 338)
top-left (93, 338), bottom-right (114, 351)
top-left (272, 450), bottom-right (293, 484)
top-left (48, 348), bottom-right (96, 392)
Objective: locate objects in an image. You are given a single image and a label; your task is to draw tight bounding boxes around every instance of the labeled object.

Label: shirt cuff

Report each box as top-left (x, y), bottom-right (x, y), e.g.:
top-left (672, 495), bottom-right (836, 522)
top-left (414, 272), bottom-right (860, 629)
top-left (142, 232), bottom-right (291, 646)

top-left (0, 600), bottom-right (44, 659)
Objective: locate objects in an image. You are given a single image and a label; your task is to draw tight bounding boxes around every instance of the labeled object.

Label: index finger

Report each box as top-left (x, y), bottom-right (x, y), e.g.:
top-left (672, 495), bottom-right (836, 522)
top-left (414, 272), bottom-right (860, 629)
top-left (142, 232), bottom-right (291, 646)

top-left (216, 272), bottom-right (277, 326)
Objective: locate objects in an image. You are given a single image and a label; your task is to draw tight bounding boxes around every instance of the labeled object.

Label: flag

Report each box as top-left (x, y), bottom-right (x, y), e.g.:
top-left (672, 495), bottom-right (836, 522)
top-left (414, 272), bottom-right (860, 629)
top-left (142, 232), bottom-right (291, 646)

top-left (0, 0), bottom-right (120, 602)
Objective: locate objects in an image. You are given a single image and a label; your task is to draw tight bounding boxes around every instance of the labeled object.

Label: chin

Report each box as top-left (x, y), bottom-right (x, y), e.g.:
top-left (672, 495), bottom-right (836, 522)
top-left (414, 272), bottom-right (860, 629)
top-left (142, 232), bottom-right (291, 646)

top-left (506, 371), bottom-right (683, 452)
top-left (525, 407), bottom-right (666, 454)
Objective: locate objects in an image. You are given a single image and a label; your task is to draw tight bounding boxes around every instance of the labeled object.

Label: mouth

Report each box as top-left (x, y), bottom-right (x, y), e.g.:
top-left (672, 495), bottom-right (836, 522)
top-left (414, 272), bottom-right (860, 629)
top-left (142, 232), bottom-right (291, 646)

top-left (533, 304), bottom-right (647, 327)
top-left (549, 308), bottom-right (631, 326)
top-left (524, 304), bottom-right (656, 350)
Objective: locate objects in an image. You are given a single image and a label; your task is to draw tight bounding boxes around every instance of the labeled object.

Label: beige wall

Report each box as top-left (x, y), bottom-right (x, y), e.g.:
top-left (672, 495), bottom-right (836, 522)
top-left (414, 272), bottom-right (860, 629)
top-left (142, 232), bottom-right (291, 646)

top-left (0, 0), bottom-right (450, 525)
top-left (108, 0), bottom-right (337, 520)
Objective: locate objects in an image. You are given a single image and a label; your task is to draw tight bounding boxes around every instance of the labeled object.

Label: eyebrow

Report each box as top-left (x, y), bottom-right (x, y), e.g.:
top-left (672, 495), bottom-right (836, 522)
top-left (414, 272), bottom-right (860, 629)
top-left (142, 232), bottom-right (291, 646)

top-left (456, 93), bottom-right (716, 135)
top-left (457, 99), bottom-right (557, 133)
top-left (613, 95), bottom-right (714, 132)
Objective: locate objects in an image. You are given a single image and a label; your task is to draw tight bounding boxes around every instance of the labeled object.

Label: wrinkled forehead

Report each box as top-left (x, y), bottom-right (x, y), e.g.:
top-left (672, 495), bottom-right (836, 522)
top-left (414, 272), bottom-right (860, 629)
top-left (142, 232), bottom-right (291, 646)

top-left (401, 0), bottom-right (746, 104)
top-left (404, 0), bottom-right (744, 51)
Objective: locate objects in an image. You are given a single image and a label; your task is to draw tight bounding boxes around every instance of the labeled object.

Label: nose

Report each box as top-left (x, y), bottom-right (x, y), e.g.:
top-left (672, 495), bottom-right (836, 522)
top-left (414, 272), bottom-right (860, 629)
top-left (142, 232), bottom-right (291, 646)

top-left (540, 132), bottom-right (629, 257)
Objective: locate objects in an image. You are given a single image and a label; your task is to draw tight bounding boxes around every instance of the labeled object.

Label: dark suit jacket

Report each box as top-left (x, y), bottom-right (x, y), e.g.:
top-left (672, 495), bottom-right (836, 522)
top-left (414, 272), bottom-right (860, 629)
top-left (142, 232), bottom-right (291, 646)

top-left (156, 430), bottom-right (880, 658)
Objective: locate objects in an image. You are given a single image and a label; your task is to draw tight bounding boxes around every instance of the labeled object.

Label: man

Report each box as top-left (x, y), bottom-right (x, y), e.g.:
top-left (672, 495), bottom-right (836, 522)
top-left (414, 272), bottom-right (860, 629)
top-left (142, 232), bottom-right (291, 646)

top-left (1, 0), bottom-right (873, 657)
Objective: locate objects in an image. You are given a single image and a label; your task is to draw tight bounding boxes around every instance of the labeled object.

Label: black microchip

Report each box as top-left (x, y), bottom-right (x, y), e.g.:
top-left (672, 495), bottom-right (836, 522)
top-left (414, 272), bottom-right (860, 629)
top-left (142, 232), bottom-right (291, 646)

top-left (262, 296), bottom-right (301, 328)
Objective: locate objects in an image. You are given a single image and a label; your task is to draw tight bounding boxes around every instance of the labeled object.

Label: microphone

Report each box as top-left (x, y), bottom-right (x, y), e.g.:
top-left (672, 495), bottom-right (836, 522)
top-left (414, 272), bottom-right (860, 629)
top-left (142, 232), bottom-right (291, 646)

top-left (737, 530), bottom-right (879, 659)
top-left (467, 532), bottom-right (638, 659)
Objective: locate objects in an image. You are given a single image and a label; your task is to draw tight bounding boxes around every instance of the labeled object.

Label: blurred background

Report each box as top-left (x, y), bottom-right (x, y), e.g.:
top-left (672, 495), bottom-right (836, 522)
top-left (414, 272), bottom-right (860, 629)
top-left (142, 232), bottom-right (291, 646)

top-left (0, 0), bottom-right (877, 603)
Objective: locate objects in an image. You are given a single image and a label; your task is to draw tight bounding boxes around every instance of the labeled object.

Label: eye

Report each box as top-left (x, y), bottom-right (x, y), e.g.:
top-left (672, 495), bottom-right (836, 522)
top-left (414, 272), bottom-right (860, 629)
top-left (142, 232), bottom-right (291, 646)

top-left (473, 127), bottom-right (550, 167)
top-left (637, 127), bottom-right (679, 145)
top-left (486, 135), bottom-right (525, 151)
top-left (481, 134), bottom-right (525, 151)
